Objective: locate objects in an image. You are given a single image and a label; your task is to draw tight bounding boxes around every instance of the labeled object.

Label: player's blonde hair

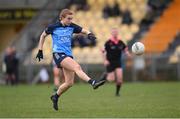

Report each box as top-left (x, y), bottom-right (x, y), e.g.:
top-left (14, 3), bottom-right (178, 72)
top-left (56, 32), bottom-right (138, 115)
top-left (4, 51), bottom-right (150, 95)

top-left (59, 9), bottom-right (73, 20)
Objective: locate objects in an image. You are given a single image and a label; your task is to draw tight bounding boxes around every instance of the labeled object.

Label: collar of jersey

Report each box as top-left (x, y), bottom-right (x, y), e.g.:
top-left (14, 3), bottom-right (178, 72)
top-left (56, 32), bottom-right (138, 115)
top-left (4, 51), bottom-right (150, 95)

top-left (59, 21), bottom-right (70, 27)
top-left (110, 37), bottom-right (119, 44)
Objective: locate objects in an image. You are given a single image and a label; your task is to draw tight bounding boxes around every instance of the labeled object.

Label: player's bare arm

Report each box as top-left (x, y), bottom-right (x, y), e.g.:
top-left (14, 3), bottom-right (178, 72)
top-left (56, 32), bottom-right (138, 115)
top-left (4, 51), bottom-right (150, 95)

top-left (38, 31), bottom-right (48, 50)
top-left (81, 28), bottom-right (91, 34)
top-left (36, 31), bottom-right (48, 61)
top-left (124, 47), bottom-right (132, 58)
top-left (101, 48), bottom-right (109, 66)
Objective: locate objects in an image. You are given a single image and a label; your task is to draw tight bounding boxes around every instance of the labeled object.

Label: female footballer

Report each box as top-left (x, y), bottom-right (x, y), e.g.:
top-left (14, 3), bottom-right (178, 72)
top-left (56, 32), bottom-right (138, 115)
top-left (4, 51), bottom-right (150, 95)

top-left (36, 9), bottom-right (105, 111)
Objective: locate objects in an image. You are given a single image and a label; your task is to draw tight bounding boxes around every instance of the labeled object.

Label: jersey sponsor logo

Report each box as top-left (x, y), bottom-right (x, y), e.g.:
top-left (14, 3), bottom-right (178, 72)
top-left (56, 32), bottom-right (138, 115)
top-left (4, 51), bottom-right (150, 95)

top-left (111, 46), bottom-right (116, 49)
top-left (53, 28), bottom-right (73, 44)
top-left (58, 36), bottom-right (71, 43)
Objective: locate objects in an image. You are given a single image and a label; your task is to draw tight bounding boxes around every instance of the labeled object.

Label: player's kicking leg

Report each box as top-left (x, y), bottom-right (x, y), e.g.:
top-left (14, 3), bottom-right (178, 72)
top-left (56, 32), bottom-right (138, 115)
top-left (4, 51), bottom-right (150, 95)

top-left (60, 57), bottom-right (106, 90)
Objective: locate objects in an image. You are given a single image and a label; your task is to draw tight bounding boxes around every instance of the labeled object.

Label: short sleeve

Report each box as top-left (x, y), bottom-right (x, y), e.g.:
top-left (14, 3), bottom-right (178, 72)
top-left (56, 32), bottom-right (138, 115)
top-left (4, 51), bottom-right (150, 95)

top-left (45, 24), bottom-right (54, 34)
top-left (72, 23), bottom-right (82, 33)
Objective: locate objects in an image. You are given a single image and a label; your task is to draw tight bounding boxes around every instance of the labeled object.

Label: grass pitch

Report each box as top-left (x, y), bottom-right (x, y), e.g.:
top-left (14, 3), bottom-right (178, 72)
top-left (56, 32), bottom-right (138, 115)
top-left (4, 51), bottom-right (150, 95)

top-left (0, 82), bottom-right (180, 118)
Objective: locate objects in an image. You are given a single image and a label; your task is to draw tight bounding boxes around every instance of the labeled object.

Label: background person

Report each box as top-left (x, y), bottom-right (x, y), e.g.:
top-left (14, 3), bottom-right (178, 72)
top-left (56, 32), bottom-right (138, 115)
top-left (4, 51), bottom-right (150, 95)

top-left (100, 28), bottom-right (131, 96)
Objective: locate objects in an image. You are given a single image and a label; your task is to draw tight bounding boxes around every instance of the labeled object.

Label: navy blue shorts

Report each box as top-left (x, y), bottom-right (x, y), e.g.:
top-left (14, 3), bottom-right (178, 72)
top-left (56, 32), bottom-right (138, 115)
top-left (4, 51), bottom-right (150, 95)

top-left (53, 52), bottom-right (73, 68)
top-left (106, 61), bottom-right (122, 73)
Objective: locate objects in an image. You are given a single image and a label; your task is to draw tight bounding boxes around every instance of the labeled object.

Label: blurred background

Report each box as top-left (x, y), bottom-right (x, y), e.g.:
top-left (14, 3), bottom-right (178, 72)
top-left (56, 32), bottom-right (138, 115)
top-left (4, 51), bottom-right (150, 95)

top-left (0, 0), bottom-right (180, 85)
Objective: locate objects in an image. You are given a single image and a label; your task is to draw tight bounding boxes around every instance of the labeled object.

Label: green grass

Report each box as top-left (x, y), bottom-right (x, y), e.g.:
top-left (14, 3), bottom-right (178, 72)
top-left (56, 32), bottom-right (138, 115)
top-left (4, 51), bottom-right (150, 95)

top-left (0, 82), bottom-right (180, 118)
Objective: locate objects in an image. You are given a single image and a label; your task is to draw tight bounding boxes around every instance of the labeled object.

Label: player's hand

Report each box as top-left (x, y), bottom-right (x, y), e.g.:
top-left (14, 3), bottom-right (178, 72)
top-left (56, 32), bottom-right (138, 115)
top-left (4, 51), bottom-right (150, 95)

top-left (104, 60), bottom-right (110, 66)
top-left (36, 50), bottom-right (43, 62)
top-left (127, 52), bottom-right (133, 60)
top-left (88, 33), bottom-right (96, 40)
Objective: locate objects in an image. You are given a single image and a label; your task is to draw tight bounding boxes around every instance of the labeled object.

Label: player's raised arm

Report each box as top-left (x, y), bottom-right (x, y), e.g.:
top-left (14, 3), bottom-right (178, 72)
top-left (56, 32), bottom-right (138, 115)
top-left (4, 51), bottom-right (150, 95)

top-left (38, 31), bottom-right (48, 50)
top-left (36, 31), bottom-right (48, 61)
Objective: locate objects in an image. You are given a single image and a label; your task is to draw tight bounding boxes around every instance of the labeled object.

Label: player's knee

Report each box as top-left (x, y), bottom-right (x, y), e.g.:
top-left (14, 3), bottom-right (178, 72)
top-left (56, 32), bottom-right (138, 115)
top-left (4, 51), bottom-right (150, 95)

top-left (116, 79), bottom-right (123, 85)
top-left (107, 79), bottom-right (113, 82)
top-left (107, 74), bottom-right (115, 82)
top-left (54, 70), bottom-right (59, 76)
top-left (54, 79), bottom-right (60, 86)
top-left (74, 64), bottom-right (82, 72)
top-left (67, 81), bottom-right (74, 87)
top-left (107, 77), bottom-right (115, 82)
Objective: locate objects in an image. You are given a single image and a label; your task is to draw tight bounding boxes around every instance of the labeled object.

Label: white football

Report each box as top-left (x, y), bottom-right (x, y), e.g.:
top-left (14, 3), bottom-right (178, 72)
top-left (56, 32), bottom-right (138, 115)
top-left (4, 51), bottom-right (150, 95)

top-left (132, 42), bottom-right (145, 55)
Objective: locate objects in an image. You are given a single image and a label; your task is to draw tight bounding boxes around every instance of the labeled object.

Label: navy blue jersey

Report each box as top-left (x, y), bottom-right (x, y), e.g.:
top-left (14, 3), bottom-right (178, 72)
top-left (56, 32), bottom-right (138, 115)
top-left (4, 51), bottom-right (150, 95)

top-left (105, 40), bottom-right (127, 62)
top-left (45, 21), bottom-right (82, 56)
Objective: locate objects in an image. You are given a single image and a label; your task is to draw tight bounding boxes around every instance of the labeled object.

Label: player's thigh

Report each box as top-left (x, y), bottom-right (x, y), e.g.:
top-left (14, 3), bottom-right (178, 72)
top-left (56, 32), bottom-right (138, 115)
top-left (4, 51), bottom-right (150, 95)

top-left (61, 57), bottom-right (81, 72)
top-left (62, 68), bottom-right (75, 85)
top-left (107, 72), bottom-right (115, 82)
top-left (115, 68), bottom-right (123, 82)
